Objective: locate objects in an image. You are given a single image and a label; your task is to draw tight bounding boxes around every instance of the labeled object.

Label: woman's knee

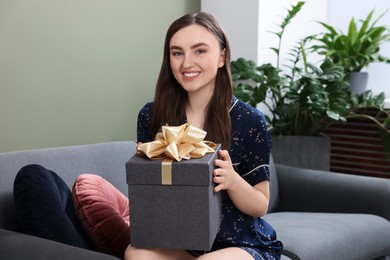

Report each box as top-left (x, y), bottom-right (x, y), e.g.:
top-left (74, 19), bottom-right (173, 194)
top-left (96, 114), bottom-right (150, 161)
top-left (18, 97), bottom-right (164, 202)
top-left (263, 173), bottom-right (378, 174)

top-left (124, 245), bottom-right (154, 260)
top-left (16, 164), bottom-right (50, 179)
top-left (124, 245), bottom-right (195, 260)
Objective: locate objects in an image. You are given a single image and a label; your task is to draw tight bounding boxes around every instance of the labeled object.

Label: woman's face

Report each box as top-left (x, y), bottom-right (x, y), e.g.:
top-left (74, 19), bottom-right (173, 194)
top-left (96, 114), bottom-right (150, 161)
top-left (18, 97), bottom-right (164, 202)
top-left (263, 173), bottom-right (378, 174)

top-left (169, 24), bottom-right (225, 96)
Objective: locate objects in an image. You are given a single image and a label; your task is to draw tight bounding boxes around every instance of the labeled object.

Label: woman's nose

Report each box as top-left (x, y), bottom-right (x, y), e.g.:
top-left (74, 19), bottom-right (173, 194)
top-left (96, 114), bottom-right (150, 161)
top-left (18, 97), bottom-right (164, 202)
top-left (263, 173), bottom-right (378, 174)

top-left (183, 54), bottom-right (194, 68)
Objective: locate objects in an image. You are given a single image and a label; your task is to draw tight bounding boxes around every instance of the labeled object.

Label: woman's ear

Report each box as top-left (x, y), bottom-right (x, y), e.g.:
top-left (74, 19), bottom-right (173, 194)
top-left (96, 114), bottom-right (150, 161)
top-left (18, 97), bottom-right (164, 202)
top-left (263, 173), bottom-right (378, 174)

top-left (218, 48), bottom-right (226, 68)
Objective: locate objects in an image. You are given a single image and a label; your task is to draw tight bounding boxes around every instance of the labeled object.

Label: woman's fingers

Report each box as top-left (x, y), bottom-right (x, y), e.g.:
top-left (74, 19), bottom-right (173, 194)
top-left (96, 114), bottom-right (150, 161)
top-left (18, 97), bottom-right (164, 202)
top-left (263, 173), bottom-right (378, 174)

top-left (213, 150), bottom-right (234, 192)
top-left (217, 149), bottom-right (231, 162)
top-left (214, 181), bottom-right (225, 192)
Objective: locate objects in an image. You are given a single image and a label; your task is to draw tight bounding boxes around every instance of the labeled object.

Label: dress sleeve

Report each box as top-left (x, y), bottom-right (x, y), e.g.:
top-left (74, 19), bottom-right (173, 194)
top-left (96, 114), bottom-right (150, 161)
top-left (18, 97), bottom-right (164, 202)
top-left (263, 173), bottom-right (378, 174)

top-left (136, 102), bottom-right (153, 143)
top-left (239, 110), bottom-right (271, 186)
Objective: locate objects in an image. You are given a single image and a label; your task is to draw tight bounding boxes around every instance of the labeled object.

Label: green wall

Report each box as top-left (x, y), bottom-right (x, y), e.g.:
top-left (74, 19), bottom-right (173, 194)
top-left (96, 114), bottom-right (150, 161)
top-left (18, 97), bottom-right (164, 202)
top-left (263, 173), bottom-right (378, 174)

top-left (0, 0), bottom-right (200, 152)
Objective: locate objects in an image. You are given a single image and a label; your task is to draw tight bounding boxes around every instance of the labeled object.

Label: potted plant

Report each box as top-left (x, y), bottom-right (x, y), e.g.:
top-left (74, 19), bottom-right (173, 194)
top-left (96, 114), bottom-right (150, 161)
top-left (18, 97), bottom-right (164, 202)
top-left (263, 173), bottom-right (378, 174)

top-left (232, 2), bottom-right (390, 168)
top-left (232, 1), bottom-right (340, 170)
top-left (311, 10), bottom-right (390, 93)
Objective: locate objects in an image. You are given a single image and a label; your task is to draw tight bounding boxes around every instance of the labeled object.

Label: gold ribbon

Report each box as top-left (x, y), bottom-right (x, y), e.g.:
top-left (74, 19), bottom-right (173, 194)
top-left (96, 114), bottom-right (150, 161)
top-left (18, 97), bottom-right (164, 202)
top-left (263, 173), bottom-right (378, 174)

top-left (137, 123), bottom-right (217, 185)
top-left (161, 159), bottom-right (173, 185)
top-left (137, 123), bottom-right (216, 161)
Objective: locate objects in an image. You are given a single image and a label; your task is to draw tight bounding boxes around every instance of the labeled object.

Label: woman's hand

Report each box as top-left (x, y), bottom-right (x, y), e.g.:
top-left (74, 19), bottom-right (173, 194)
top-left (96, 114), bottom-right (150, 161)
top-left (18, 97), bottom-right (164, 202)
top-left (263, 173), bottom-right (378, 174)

top-left (213, 150), bottom-right (239, 192)
top-left (212, 149), bottom-right (270, 218)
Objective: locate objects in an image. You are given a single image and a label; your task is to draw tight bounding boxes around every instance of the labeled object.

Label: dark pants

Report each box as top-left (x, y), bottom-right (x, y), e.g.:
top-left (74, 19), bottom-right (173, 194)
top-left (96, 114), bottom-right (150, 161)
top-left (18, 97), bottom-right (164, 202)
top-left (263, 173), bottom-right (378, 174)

top-left (13, 164), bottom-right (93, 249)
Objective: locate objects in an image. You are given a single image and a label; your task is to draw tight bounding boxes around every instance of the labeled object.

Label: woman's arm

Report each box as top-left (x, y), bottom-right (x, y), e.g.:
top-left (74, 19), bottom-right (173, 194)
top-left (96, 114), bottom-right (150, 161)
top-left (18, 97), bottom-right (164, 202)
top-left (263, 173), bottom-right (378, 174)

top-left (213, 150), bottom-right (270, 218)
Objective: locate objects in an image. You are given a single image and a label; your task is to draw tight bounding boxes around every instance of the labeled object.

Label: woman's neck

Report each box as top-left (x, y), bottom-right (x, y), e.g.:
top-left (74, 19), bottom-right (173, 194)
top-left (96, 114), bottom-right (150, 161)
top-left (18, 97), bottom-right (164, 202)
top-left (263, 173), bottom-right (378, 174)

top-left (186, 90), bottom-right (212, 129)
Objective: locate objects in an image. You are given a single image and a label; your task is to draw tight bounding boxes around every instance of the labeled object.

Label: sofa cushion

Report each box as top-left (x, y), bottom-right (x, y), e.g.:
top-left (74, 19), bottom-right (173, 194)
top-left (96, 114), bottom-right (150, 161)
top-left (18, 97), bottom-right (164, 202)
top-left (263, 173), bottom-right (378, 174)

top-left (13, 164), bottom-right (93, 249)
top-left (0, 228), bottom-right (119, 260)
top-left (72, 174), bottom-right (130, 258)
top-left (264, 212), bottom-right (390, 260)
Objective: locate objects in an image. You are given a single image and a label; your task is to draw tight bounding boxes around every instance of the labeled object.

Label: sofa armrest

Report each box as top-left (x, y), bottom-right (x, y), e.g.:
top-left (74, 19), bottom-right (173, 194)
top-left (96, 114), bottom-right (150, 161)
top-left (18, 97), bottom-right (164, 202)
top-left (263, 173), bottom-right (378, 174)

top-left (275, 164), bottom-right (390, 221)
top-left (0, 229), bottom-right (119, 260)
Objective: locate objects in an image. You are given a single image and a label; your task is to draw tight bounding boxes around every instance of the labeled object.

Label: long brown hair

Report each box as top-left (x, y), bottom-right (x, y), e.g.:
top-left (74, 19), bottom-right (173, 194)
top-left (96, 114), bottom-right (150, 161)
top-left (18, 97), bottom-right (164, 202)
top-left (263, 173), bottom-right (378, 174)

top-left (150, 12), bottom-right (233, 149)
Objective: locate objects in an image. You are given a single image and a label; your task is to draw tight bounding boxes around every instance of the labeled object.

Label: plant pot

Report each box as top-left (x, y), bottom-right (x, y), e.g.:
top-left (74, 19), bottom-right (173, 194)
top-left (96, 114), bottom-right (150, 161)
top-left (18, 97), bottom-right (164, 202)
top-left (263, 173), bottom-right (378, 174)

top-left (271, 135), bottom-right (331, 171)
top-left (349, 72), bottom-right (368, 94)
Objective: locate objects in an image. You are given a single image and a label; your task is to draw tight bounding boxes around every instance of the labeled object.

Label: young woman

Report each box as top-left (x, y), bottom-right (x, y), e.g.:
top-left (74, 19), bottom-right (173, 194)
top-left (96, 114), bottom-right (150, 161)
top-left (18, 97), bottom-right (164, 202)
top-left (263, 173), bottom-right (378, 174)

top-left (124, 12), bottom-right (283, 260)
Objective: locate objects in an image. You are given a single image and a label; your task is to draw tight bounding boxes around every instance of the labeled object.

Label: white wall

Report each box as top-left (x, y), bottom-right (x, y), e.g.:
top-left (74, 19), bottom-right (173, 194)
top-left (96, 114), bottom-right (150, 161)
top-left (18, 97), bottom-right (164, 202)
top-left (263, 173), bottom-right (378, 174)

top-left (201, 0), bottom-right (327, 66)
top-left (258, 0), bottom-right (327, 67)
top-left (200, 0), bottom-right (259, 62)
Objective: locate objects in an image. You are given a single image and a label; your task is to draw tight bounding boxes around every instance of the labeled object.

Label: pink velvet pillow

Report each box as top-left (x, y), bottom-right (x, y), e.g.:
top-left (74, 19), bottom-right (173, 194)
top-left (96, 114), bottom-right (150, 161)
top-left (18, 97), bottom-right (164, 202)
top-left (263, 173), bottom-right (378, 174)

top-left (72, 174), bottom-right (130, 258)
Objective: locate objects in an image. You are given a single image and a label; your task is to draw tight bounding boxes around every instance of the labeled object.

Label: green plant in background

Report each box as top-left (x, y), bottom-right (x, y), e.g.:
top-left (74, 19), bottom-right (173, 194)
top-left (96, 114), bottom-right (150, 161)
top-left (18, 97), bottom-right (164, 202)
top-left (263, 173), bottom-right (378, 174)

top-left (232, 1), bottom-right (350, 136)
top-left (311, 8), bottom-right (390, 157)
top-left (312, 9), bottom-right (390, 74)
top-left (231, 1), bottom-right (390, 156)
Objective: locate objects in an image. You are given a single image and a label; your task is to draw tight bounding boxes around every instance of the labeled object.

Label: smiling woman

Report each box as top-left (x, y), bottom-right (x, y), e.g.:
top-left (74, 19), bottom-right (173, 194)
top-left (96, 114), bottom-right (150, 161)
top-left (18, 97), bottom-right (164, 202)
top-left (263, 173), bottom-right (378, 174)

top-left (124, 12), bottom-right (283, 260)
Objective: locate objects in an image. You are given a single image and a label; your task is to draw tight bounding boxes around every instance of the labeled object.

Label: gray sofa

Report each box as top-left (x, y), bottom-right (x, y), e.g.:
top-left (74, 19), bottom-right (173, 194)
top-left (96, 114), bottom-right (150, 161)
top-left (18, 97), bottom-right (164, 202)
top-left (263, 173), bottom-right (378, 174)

top-left (0, 141), bottom-right (389, 260)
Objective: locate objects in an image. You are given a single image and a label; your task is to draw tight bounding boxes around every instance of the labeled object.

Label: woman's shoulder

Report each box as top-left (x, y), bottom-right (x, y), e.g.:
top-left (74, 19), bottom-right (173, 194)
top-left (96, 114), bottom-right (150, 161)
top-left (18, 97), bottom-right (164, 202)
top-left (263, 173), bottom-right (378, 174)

top-left (137, 101), bottom-right (154, 124)
top-left (230, 97), bottom-right (266, 123)
top-left (140, 101), bottom-right (154, 111)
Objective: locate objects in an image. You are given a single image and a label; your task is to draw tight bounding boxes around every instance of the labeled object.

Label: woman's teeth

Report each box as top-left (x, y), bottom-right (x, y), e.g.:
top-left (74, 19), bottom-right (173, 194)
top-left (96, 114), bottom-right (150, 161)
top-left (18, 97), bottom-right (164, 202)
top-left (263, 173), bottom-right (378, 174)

top-left (184, 72), bottom-right (200, 77)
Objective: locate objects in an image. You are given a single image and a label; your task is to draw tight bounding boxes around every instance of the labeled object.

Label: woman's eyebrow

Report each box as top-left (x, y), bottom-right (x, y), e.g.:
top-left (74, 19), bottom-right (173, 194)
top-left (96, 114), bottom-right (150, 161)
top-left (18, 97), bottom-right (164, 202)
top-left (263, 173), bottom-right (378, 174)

top-left (170, 42), bottom-right (209, 50)
top-left (170, 45), bottom-right (183, 50)
top-left (191, 42), bottom-right (209, 49)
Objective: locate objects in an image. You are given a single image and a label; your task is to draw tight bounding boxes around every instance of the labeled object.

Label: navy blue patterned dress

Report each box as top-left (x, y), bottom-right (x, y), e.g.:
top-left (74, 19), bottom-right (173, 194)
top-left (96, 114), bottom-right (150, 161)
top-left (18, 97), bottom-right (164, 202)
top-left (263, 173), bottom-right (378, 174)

top-left (136, 96), bottom-right (283, 259)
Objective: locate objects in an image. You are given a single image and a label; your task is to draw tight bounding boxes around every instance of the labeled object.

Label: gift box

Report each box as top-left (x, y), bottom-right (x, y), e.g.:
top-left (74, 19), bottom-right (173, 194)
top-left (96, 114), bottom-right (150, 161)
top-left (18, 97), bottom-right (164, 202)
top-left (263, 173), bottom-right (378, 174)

top-left (126, 144), bottom-right (221, 251)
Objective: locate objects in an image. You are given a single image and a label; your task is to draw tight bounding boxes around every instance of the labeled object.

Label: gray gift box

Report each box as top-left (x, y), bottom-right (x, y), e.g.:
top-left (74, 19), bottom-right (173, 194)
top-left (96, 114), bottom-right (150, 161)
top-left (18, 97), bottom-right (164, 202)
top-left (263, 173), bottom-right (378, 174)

top-left (126, 144), bottom-right (221, 251)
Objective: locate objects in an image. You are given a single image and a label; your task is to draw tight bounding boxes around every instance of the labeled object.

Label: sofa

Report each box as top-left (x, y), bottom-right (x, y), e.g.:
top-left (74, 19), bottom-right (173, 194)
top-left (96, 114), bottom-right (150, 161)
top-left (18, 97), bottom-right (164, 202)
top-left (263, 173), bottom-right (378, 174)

top-left (0, 141), bottom-right (389, 260)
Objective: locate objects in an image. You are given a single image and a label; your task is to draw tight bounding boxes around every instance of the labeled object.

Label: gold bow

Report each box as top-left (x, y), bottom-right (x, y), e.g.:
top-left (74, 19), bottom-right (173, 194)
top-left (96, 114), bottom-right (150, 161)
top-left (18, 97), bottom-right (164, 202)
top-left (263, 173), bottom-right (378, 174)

top-left (137, 123), bottom-right (216, 161)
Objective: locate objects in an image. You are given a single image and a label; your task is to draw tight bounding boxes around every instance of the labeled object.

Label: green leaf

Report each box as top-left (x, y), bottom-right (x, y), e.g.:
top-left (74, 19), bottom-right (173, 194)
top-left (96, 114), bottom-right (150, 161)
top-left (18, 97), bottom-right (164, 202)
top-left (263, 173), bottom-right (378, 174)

top-left (326, 110), bottom-right (341, 120)
top-left (358, 10), bottom-right (374, 38)
top-left (313, 9), bottom-right (390, 73)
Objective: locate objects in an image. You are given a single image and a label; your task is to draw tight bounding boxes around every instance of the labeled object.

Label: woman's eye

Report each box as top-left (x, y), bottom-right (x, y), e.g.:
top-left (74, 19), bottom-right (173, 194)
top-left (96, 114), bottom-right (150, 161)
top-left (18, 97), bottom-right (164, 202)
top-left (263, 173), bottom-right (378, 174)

top-left (196, 49), bottom-right (206, 55)
top-left (172, 51), bottom-right (183, 56)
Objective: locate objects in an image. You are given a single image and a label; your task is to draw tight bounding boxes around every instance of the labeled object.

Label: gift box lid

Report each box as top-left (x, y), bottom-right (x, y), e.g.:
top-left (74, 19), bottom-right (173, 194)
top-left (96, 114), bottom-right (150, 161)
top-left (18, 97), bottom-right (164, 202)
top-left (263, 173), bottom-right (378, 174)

top-left (126, 144), bottom-right (220, 186)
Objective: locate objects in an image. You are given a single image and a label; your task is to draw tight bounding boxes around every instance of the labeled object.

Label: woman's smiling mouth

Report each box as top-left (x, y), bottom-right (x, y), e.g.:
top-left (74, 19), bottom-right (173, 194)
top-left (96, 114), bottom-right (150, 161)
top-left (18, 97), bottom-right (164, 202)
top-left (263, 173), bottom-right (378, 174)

top-left (183, 71), bottom-right (200, 79)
